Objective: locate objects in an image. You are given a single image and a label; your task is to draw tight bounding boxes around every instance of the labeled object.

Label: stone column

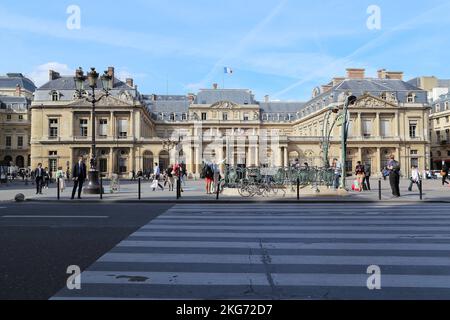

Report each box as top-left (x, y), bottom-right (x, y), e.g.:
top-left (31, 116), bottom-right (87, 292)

top-left (284, 147), bottom-right (289, 167)
top-left (109, 148), bottom-right (114, 176)
top-left (376, 147), bottom-right (382, 174)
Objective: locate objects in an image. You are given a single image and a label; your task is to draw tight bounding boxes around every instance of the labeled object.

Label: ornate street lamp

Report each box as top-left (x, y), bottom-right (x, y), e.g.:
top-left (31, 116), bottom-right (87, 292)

top-left (74, 67), bottom-right (112, 194)
top-left (340, 95), bottom-right (358, 190)
top-left (321, 106), bottom-right (340, 168)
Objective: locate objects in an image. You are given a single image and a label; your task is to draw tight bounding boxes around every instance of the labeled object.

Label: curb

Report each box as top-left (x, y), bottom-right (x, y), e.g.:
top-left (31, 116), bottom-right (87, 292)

top-left (18, 198), bottom-right (450, 204)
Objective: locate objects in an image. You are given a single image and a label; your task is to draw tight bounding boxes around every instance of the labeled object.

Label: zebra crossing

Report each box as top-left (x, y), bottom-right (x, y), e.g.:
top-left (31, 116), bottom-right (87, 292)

top-left (53, 203), bottom-right (450, 300)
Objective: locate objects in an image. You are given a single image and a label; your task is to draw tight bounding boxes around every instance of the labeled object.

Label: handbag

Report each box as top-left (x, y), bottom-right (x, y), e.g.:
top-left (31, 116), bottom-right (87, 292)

top-left (352, 179), bottom-right (362, 192)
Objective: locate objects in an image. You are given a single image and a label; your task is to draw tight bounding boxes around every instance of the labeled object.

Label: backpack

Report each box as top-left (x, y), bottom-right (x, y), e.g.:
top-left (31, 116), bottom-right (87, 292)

top-left (200, 165), bottom-right (207, 179)
top-left (205, 165), bottom-right (213, 178)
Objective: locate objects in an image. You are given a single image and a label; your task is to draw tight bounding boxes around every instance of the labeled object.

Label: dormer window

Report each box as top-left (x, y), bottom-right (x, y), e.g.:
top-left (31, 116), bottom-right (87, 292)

top-left (181, 113), bottom-right (187, 121)
top-left (380, 92), bottom-right (387, 100)
top-left (407, 93), bottom-right (416, 103)
top-left (170, 113), bottom-right (176, 121)
top-left (51, 91), bottom-right (60, 101)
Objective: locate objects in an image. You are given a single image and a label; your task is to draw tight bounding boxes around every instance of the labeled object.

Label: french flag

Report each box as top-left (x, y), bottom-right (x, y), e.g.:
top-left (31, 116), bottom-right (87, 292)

top-left (224, 67), bottom-right (233, 74)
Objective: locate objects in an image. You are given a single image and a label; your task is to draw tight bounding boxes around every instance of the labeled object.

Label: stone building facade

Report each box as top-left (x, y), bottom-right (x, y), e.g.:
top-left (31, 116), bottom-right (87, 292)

top-left (0, 73), bottom-right (36, 168)
top-left (30, 67), bottom-right (430, 178)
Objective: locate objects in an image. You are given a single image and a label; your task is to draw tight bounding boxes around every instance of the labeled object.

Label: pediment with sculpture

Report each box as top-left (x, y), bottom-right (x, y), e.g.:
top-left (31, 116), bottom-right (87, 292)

top-left (353, 94), bottom-right (399, 109)
top-left (210, 100), bottom-right (239, 109)
top-left (68, 93), bottom-right (136, 108)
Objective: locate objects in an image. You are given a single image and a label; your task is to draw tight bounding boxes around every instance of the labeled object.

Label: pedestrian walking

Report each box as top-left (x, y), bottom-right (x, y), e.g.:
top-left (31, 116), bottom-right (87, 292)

top-left (165, 165), bottom-right (174, 192)
top-left (34, 163), bottom-right (44, 195)
top-left (355, 161), bottom-right (366, 191)
top-left (332, 158), bottom-right (342, 190)
top-left (151, 163), bottom-right (164, 191)
top-left (202, 162), bottom-right (214, 194)
top-left (363, 164), bottom-right (372, 191)
top-left (44, 167), bottom-right (50, 189)
top-left (56, 167), bottom-right (66, 193)
top-left (387, 155), bottom-right (401, 198)
top-left (441, 162), bottom-right (449, 186)
top-left (71, 156), bottom-right (87, 200)
top-left (408, 165), bottom-right (421, 192)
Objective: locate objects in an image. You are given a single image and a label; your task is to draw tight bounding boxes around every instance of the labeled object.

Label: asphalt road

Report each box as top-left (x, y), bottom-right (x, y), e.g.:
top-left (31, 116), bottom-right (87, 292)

top-left (0, 203), bottom-right (173, 300)
top-left (3, 202), bottom-right (450, 300)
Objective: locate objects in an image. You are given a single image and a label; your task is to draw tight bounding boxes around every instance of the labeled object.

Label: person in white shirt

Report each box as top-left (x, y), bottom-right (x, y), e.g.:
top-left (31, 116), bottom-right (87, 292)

top-left (152, 163), bottom-right (164, 191)
top-left (408, 165), bottom-right (421, 192)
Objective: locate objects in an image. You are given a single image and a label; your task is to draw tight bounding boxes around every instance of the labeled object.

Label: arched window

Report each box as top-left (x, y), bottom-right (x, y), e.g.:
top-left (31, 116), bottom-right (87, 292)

top-left (51, 91), bottom-right (59, 101)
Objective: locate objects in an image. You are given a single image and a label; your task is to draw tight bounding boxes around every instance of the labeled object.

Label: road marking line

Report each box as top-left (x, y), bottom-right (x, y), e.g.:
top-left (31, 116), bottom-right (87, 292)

top-left (1, 215), bottom-right (109, 219)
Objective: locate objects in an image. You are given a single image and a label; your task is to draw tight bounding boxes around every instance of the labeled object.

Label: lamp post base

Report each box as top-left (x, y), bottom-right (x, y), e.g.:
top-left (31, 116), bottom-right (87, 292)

top-left (84, 170), bottom-right (104, 195)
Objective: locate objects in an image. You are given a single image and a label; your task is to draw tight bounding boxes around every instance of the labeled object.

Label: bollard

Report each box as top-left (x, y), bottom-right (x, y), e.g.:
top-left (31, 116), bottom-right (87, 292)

top-left (419, 180), bottom-right (423, 201)
top-left (138, 178), bottom-right (141, 200)
top-left (216, 180), bottom-right (220, 200)
top-left (297, 178), bottom-right (300, 200)
top-left (179, 174), bottom-right (182, 199)
top-left (100, 177), bottom-right (103, 200)
top-left (176, 179), bottom-right (180, 200)
top-left (57, 178), bottom-right (60, 200)
top-left (378, 179), bottom-right (382, 201)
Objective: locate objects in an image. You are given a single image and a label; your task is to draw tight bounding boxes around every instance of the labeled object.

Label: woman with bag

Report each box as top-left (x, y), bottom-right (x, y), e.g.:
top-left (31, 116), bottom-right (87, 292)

top-left (56, 167), bottom-right (66, 193)
top-left (353, 162), bottom-right (365, 192)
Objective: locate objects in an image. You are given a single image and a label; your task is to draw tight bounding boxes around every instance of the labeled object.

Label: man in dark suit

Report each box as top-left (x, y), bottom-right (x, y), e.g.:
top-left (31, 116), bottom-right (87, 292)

top-left (71, 156), bottom-right (87, 200)
top-left (34, 163), bottom-right (45, 195)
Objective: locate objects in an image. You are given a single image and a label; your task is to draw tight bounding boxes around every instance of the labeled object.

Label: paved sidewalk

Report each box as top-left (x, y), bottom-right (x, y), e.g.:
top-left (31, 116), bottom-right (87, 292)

top-left (0, 178), bottom-right (449, 203)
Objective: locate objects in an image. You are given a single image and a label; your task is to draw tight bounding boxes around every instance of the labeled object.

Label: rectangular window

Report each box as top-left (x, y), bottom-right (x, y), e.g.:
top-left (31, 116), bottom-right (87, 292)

top-left (362, 119), bottom-right (372, 137)
top-left (182, 113), bottom-right (187, 121)
top-left (49, 159), bottom-right (57, 173)
top-left (437, 118), bottom-right (440, 125)
top-left (99, 159), bottom-right (108, 173)
top-left (6, 136), bottom-right (12, 147)
top-left (17, 136), bottom-right (23, 148)
top-left (118, 119), bottom-right (128, 138)
top-left (6, 114), bottom-right (12, 121)
top-left (409, 121), bottom-right (418, 138)
top-left (118, 158), bottom-right (127, 173)
top-left (222, 113), bottom-right (228, 121)
top-left (80, 119), bottom-right (88, 137)
top-left (380, 119), bottom-right (391, 137)
top-left (99, 119), bottom-right (108, 137)
top-left (49, 119), bottom-right (59, 138)
top-left (18, 115), bottom-right (24, 121)
top-left (410, 150), bottom-right (418, 155)
top-left (244, 113), bottom-right (249, 121)
top-left (437, 131), bottom-right (441, 142)
top-left (201, 113), bottom-right (207, 121)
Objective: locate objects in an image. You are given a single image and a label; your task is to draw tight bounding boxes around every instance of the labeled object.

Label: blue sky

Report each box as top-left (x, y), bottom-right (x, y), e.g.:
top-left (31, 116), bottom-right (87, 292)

top-left (0, 0), bottom-right (449, 101)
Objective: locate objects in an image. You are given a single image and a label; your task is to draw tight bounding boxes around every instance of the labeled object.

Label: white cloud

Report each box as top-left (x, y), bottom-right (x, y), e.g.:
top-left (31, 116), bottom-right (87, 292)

top-left (27, 62), bottom-right (74, 87)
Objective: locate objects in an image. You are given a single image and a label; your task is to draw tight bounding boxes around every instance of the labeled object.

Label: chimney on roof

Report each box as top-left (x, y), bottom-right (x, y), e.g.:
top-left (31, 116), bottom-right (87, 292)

top-left (264, 95), bottom-right (270, 103)
top-left (15, 84), bottom-right (22, 97)
top-left (346, 68), bottom-right (365, 79)
top-left (126, 78), bottom-right (134, 87)
top-left (49, 70), bottom-right (61, 81)
top-left (332, 77), bottom-right (345, 86)
top-left (378, 69), bottom-right (404, 80)
top-left (107, 67), bottom-right (115, 87)
top-left (321, 84), bottom-right (333, 93)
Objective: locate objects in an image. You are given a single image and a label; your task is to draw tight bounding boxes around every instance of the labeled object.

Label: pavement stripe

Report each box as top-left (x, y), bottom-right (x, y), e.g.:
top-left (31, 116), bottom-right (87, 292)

top-left (78, 271), bottom-right (269, 286)
top-left (66, 271), bottom-right (450, 289)
top-left (273, 274), bottom-right (450, 289)
top-left (117, 241), bottom-right (450, 251)
top-left (141, 225), bottom-right (450, 232)
top-left (130, 231), bottom-right (450, 240)
top-left (98, 253), bottom-right (450, 266)
top-left (156, 216), bottom-right (450, 220)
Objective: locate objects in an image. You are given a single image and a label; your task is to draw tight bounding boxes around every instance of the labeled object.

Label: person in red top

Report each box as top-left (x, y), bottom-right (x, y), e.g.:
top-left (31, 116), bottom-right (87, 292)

top-left (173, 163), bottom-right (184, 193)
